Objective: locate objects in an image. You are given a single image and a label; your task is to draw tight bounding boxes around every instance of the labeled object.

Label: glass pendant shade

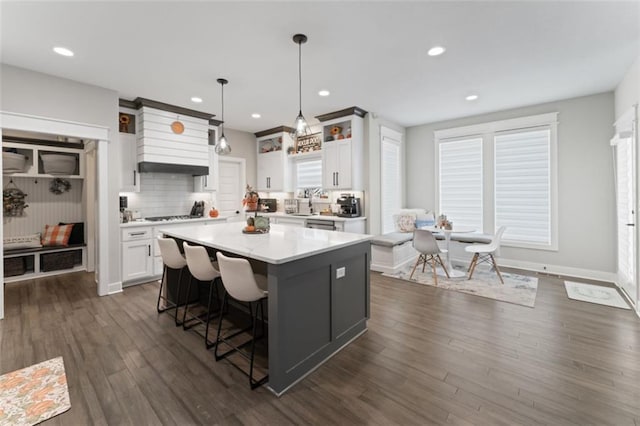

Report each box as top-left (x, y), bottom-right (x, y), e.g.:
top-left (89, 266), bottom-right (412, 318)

top-left (215, 133), bottom-right (231, 155)
top-left (214, 78), bottom-right (231, 155)
top-left (294, 110), bottom-right (308, 137)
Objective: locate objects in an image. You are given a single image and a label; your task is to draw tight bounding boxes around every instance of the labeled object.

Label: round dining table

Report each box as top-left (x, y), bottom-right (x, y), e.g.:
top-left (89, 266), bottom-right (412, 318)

top-left (420, 225), bottom-right (475, 277)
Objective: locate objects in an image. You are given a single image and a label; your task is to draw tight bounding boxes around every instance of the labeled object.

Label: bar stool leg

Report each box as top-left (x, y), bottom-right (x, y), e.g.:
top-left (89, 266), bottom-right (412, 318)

top-left (214, 292), bottom-right (229, 361)
top-left (156, 265), bottom-right (167, 313)
top-left (204, 278), bottom-right (219, 349)
top-left (173, 268), bottom-right (188, 326)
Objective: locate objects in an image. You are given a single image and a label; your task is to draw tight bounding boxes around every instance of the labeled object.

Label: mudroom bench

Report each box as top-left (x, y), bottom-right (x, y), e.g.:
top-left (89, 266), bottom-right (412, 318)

top-left (3, 244), bottom-right (87, 283)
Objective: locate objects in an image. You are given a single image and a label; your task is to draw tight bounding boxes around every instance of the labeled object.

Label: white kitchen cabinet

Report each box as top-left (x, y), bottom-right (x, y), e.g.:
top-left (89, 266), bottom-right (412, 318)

top-left (255, 129), bottom-right (293, 192)
top-left (338, 218), bottom-right (366, 234)
top-left (274, 216), bottom-right (306, 227)
top-left (119, 106), bottom-right (140, 192)
top-left (121, 226), bottom-right (153, 284)
top-left (318, 108), bottom-right (366, 190)
top-left (194, 128), bottom-right (218, 192)
top-left (119, 132), bottom-right (140, 192)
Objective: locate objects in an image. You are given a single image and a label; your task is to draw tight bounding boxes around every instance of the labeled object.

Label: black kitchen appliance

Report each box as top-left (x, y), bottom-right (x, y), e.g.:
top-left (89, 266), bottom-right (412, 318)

top-left (259, 198), bottom-right (277, 212)
top-left (337, 194), bottom-right (361, 217)
top-left (190, 200), bottom-right (205, 217)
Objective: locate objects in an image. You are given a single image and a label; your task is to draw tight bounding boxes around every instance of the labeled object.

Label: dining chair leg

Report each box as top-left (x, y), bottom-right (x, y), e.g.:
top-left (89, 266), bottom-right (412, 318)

top-left (409, 255), bottom-right (422, 280)
top-left (467, 253), bottom-right (477, 272)
top-left (490, 254), bottom-right (504, 284)
top-left (436, 254), bottom-right (450, 278)
top-left (430, 255), bottom-right (438, 286)
top-left (468, 253), bottom-right (480, 280)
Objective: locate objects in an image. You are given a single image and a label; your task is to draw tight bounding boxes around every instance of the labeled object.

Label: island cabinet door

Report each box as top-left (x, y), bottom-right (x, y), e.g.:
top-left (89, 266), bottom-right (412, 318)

top-left (331, 253), bottom-right (369, 339)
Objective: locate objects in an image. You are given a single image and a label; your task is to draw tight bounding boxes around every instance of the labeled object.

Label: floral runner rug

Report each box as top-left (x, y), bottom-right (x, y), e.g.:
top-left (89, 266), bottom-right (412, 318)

top-left (383, 264), bottom-right (538, 308)
top-left (0, 357), bottom-right (70, 425)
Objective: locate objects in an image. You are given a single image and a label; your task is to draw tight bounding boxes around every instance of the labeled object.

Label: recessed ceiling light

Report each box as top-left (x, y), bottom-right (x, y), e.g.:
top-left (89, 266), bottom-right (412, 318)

top-left (318, 90), bottom-right (330, 97)
top-left (427, 46), bottom-right (446, 57)
top-left (53, 46), bottom-right (74, 57)
top-left (465, 95), bottom-right (479, 101)
top-left (190, 97), bottom-right (203, 103)
top-left (251, 113), bottom-right (261, 119)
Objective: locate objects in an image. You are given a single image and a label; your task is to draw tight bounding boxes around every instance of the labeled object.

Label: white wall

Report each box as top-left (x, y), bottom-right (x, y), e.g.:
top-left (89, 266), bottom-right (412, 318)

top-left (406, 92), bottom-right (616, 279)
top-left (225, 128), bottom-right (256, 189)
top-left (614, 56), bottom-right (640, 120)
top-left (1, 64), bottom-right (120, 292)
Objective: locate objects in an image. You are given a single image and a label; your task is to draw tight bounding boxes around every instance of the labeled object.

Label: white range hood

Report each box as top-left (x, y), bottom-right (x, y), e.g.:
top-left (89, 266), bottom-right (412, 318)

top-left (134, 100), bottom-right (213, 176)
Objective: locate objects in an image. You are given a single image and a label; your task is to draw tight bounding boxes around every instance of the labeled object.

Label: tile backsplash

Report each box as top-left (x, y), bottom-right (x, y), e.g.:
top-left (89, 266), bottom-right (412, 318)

top-left (121, 173), bottom-right (214, 218)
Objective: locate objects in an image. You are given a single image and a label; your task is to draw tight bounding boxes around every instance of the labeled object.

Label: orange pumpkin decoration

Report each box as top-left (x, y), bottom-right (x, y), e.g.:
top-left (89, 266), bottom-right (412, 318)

top-left (209, 208), bottom-right (219, 218)
top-left (245, 225), bottom-right (256, 232)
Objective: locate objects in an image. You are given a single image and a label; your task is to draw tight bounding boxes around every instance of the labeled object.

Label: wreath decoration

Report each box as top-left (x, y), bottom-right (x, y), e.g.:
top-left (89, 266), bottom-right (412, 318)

top-left (49, 178), bottom-right (72, 195)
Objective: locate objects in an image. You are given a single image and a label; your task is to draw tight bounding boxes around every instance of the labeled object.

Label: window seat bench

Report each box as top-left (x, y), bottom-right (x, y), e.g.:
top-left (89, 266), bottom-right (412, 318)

top-left (370, 231), bottom-right (491, 274)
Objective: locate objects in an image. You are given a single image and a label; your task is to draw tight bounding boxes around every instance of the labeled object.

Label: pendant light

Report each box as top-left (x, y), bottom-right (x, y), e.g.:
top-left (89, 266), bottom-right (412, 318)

top-left (292, 33), bottom-right (310, 140)
top-left (215, 78), bottom-right (231, 155)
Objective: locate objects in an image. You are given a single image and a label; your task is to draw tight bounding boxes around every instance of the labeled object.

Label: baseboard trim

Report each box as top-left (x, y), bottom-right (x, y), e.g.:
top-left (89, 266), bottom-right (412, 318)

top-left (448, 255), bottom-right (616, 283)
top-left (107, 281), bottom-right (123, 295)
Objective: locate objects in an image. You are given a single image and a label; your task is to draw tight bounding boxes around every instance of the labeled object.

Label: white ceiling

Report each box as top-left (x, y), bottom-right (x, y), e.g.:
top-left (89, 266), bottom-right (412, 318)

top-left (1, 1), bottom-right (638, 133)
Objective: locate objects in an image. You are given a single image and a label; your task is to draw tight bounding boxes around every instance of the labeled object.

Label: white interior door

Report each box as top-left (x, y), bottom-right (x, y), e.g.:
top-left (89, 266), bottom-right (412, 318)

top-left (218, 157), bottom-right (245, 222)
top-left (614, 136), bottom-right (637, 304)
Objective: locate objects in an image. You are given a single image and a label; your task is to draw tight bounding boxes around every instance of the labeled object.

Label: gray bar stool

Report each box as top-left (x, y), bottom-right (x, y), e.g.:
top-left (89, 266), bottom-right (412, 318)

top-left (182, 242), bottom-right (222, 348)
top-left (156, 237), bottom-right (188, 326)
top-left (214, 252), bottom-right (269, 389)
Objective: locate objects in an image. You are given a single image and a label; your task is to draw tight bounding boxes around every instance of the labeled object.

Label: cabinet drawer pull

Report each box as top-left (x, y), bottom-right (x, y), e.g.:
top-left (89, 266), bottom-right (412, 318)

top-left (148, 245), bottom-right (151, 256)
top-left (129, 232), bottom-right (146, 236)
top-left (133, 170), bottom-right (137, 185)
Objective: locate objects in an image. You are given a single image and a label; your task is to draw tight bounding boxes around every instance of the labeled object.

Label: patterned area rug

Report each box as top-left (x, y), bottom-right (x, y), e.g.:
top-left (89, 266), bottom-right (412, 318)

top-left (383, 263), bottom-right (538, 307)
top-left (564, 281), bottom-right (631, 309)
top-left (0, 357), bottom-right (70, 425)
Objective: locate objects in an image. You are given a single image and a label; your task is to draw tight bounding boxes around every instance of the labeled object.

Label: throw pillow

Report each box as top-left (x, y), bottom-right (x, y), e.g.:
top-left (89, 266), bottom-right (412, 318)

top-left (393, 214), bottom-right (417, 233)
top-left (3, 233), bottom-right (42, 250)
top-left (59, 222), bottom-right (84, 245)
top-left (415, 211), bottom-right (436, 228)
top-left (42, 224), bottom-right (74, 247)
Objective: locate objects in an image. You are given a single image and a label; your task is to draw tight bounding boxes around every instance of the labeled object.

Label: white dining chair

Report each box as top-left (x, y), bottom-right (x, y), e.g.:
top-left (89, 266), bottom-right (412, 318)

top-left (465, 226), bottom-right (506, 284)
top-left (410, 229), bottom-right (449, 285)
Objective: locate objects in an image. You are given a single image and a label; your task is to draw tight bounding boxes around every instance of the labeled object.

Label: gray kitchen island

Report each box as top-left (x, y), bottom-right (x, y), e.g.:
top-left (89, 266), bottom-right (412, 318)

top-left (161, 221), bottom-right (372, 396)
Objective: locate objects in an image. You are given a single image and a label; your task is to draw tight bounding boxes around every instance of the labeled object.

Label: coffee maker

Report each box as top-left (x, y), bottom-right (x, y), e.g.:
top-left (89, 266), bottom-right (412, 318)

top-left (337, 194), bottom-right (361, 217)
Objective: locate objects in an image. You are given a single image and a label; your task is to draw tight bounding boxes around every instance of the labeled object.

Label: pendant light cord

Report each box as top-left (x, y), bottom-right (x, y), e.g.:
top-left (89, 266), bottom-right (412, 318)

top-left (220, 82), bottom-right (225, 134)
top-left (298, 40), bottom-right (302, 114)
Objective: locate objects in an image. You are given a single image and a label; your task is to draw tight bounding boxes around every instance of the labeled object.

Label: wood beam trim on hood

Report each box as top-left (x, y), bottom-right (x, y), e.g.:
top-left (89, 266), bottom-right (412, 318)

top-left (254, 126), bottom-right (296, 138)
top-left (138, 162), bottom-right (209, 176)
top-left (130, 97), bottom-right (216, 121)
top-left (315, 106), bottom-right (367, 122)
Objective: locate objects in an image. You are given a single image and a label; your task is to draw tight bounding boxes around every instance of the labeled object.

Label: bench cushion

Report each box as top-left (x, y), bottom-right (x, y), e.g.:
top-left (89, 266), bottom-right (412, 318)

top-left (371, 232), bottom-right (414, 247)
top-left (450, 233), bottom-right (492, 244)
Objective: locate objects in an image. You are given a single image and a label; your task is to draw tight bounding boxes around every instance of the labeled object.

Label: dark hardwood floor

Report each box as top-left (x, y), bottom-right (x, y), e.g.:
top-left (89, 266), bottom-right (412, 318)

top-left (1, 270), bottom-right (639, 425)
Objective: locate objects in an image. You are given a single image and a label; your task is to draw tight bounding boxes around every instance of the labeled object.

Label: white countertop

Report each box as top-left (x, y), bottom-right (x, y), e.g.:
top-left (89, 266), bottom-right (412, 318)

top-left (252, 212), bottom-right (366, 222)
top-left (120, 217), bottom-right (227, 228)
top-left (160, 221), bottom-right (372, 264)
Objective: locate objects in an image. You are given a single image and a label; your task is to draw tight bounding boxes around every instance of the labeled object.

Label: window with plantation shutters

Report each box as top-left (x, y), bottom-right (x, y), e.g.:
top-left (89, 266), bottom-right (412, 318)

top-left (381, 131), bottom-right (402, 233)
top-left (295, 158), bottom-right (322, 189)
top-left (438, 138), bottom-right (483, 230)
top-left (494, 128), bottom-right (551, 246)
top-left (434, 112), bottom-right (558, 251)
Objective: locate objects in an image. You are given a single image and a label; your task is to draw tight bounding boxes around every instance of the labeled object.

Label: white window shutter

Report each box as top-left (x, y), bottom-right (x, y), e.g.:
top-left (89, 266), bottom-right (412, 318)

top-left (494, 129), bottom-right (551, 245)
top-left (438, 138), bottom-right (483, 230)
top-left (295, 158), bottom-right (322, 189)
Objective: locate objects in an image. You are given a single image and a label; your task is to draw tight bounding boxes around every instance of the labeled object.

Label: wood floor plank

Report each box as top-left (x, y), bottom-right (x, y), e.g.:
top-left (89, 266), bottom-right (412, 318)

top-left (1, 270), bottom-right (639, 425)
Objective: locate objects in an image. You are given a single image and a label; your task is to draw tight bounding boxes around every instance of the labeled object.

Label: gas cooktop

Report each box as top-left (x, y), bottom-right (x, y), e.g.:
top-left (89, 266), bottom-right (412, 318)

top-left (145, 215), bottom-right (202, 222)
